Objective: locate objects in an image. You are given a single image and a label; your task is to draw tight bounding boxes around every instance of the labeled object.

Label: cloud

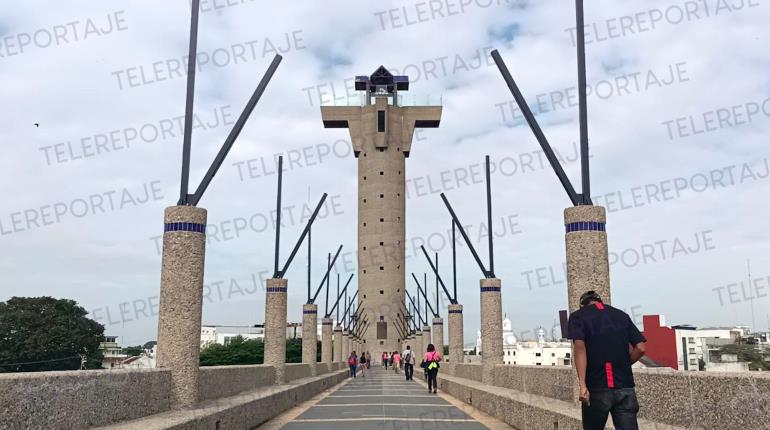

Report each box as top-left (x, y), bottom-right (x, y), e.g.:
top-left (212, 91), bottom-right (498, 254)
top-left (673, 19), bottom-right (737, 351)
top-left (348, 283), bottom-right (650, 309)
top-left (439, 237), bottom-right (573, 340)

top-left (1, 0), bottom-right (769, 348)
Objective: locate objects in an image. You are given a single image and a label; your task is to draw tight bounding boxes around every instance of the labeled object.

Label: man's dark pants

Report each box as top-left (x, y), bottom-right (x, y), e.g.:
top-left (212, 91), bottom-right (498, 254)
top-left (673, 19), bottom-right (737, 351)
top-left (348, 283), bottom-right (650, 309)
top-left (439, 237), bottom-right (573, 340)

top-left (404, 363), bottom-right (413, 380)
top-left (582, 387), bottom-right (639, 430)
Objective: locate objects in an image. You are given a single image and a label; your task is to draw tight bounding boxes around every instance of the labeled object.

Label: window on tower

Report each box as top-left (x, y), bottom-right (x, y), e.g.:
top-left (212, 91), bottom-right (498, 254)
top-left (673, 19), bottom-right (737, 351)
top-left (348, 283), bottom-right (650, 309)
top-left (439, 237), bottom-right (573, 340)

top-left (377, 111), bottom-right (385, 132)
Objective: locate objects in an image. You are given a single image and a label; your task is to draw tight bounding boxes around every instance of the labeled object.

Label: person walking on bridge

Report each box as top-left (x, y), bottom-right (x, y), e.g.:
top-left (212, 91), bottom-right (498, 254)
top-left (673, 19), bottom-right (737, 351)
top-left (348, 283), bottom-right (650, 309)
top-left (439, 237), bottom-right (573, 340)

top-left (359, 352), bottom-right (367, 377)
top-left (347, 351), bottom-right (358, 379)
top-left (392, 350), bottom-right (401, 374)
top-left (423, 343), bottom-right (441, 394)
top-left (402, 345), bottom-right (415, 381)
top-left (568, 291), bottom-right (647, 430)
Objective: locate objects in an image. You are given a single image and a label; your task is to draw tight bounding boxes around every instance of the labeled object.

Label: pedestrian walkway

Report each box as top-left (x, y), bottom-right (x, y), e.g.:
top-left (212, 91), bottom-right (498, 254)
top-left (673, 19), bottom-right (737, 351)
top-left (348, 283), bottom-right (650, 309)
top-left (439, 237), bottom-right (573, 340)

top-left (277, 366), bottom-right (495, 430)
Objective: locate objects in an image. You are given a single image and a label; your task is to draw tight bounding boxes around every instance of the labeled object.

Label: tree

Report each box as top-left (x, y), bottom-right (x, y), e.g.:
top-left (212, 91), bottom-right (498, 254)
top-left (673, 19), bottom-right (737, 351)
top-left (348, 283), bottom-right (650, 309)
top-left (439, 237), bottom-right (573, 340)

top-left (122, 346), bottom-right (144, 357)
top-left (143, 340), bottom-right (157, 350)
top-left (718, 343), bottom-right (770, 371)
top-left (199, 338), bottom-right (322, 366)
top-left (200, 336), bottom-right (264, 366)
top-left (0, 297), bottom-right (104, 372)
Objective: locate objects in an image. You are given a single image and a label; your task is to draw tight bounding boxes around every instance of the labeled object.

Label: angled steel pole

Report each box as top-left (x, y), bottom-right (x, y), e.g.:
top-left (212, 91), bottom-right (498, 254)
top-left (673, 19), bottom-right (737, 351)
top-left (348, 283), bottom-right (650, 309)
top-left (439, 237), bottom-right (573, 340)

top-left (275, 193), bottom-right (328, 278)
top-left (490, 50), bottom-right (580, 206)
top-left (189, 55), bottom-right (283, 205)
top-left (310, 245), bottom-right (343, 304)
top-left (336, 273), bottom-right (340, 323)
top-left (440, 193), bottom-right (491, 277)
top-left (412, 273), bottom-right (437, 317)
top-left (423, 273), bottom-right (429, 322)
top-left (419, 246), bottom-right (456, 303)
top-left (273, 156), bottom-right (283, 277)
top-left (405, 290), bottom-right (425, 326)
top-left (178, 0), bottom-right (200, 205)
top-left (576, 0), bottom-right (591, 204)
top-left (326, 273), bottom-right (353, 318)
top-left (485, 155), bottom-right (495, 275)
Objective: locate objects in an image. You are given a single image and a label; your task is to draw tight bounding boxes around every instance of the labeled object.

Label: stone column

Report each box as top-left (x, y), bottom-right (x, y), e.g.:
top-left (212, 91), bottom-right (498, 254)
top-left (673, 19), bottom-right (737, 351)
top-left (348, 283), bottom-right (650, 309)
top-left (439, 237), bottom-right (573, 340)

top-left (341, 330), bottom-right (350, 362)
top-left (414, 332), bottom-right (423, 356)
top-left (157, 206), bottom-right (207, 408)
top-left (321, 318), bottom-right (333, 364)
top-left (264, 278), bottom-right (288, 384)
top-left (448, 304), bottom-right (464, 364)
top-left (422, 325), bottom-right (432, 350)
top-left (480, 278), bottom-right (503, 385)
top-left (302, 303), bottom-right (318, 376)
top-left (432, 317), bottom-right (444, 361)
top-left (565, 206), bottom-right (611, 313)
top-left (333, 325), bottom-right (343, 363)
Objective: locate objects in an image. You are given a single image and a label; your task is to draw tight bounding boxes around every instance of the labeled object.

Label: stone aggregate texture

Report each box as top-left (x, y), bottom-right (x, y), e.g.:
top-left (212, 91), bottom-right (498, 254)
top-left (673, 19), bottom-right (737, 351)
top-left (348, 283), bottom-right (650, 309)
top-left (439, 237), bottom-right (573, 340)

top-left (564, 205), bottom-right (611, 313)
top-left (322, 95), bottom-right (442, 354)
top-left (414, 333), bottom-right (424, 360)
top-left (157, 205), bottom-right (207, 408)
top-left (341, 331), bottom-right (350, 362)
top-left (447, 304), bottom-right (464, 364)
top-left (422, 325), bottom-right (432, 352)
top-left (432, 318), bottom-right (444, 361)
top-left (302, 304), bottom-right (318, 375)
top-left (281, 367), bottom-right (492, 430)
top-left (321, 318), bottom-right (333, 364)
top-left (479, 278), bottom-right (503, 384)
top-left (333, 325), bottom-right (343, 363)
top-left (265, 278), bottom-right (288, 383)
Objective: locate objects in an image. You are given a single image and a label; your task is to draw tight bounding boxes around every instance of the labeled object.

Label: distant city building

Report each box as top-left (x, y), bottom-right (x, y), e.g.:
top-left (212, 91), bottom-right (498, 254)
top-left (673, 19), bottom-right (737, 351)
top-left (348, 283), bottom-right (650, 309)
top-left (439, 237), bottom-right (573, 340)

top-left (476, 317), bottom-right (572, 366)
top-left (99, 336), bottom-right (128, 369)
top-left (122, 345), bottom-right (157, 369)
top-left (642, 315), bottom-right (752, 372)
top-left (200, 322), bottom-right (307, 348)
top-left (200, 325), bottom-right (265, 348)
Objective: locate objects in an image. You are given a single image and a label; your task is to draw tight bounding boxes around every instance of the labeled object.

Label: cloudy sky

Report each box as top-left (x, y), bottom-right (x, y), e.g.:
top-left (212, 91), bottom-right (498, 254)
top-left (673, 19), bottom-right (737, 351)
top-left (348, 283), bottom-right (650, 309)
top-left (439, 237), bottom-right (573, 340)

top-left (1, 0), bottom-right (769, 347)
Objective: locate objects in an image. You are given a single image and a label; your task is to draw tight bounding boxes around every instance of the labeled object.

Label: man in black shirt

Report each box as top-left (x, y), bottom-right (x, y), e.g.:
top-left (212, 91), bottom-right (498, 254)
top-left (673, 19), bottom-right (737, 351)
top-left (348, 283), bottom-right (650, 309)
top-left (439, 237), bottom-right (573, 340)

top-left (567, 291), bottom-right (647, 430)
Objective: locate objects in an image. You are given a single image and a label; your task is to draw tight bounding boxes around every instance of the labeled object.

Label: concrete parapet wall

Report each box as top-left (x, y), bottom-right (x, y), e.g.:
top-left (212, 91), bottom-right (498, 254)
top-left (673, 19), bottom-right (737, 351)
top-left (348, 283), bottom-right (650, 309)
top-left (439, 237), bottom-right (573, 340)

top-left (494, 364), bottom-right (574, 402)
top-left (285, 363), bottom-right (314, 382)
top-left (440, 364), bottom-right (770, 430)
top-left (198, 365), bottom-right (275, 401)
top-left (96, 369), bottom-right (349, 430)
top-left (634, 368), bottom-right (770, 429)
top-left (451, 363), bottom-right (482, 382)
top-left (0, 369), bottom-right (173, 429)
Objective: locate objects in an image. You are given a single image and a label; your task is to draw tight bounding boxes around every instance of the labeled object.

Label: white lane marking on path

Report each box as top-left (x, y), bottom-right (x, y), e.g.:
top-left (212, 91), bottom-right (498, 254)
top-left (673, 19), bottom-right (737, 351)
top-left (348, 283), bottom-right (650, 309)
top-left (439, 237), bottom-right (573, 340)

top-left (290, 417), bottom-right (479, 423)
top-left (313, 404), bottom-right (455, 407)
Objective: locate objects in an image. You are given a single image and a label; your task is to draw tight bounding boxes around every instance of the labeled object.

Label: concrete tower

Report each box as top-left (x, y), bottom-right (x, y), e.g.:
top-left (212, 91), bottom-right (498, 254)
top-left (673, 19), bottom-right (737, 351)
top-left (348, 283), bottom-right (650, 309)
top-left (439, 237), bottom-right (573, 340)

top-left (321, 67), bottom-right (441, 354)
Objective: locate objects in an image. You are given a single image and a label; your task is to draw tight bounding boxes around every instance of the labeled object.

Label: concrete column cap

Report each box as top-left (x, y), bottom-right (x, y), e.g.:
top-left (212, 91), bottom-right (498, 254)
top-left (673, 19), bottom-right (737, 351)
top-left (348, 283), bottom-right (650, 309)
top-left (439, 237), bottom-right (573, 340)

top-left (564, 205), bottom-right (606, 224)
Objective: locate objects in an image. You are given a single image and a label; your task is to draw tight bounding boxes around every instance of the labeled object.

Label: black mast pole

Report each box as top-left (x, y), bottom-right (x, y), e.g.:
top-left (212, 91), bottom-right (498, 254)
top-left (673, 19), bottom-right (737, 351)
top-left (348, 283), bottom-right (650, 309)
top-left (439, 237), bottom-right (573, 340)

top-left (325, 252), bottom-right (330, 316)
top-left (486, 155), bottom-right (495, 275)
top-left (452, 219), bottom-right (458, 302)
top-left (435, 252), bottom-right (439, 312)
top-left (576, 0), bottom-right (590, 204)
top-left (273, 156), bottom-right (283, 277)
top-left (307, 226), bottom-right (311, 302)
top-left (178, 0), bottom-right (200, 205)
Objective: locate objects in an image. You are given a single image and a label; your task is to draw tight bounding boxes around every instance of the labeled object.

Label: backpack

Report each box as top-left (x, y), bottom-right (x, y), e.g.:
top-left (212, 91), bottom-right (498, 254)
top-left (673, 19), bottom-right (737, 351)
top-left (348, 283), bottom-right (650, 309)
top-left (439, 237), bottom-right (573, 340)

top-left (403, 351), bottom-right (412, 364)
top-left (348, 356), bottom-right (356, 366)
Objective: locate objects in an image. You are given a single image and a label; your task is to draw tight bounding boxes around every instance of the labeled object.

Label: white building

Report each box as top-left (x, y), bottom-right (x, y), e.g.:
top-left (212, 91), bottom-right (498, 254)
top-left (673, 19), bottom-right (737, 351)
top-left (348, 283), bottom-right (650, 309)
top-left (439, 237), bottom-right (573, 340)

top-left (200, 325), bottom-right (265, 348)
top-left (476, 317), bottom-right (572, 367)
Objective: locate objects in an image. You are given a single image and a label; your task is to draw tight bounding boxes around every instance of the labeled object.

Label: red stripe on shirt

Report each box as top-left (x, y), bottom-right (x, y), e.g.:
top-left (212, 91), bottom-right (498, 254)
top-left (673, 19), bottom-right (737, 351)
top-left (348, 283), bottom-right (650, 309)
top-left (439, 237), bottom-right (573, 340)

top-left (595, 302), bottom-right (605, 310)
top-left (605, 362), bottom-right (615, 388)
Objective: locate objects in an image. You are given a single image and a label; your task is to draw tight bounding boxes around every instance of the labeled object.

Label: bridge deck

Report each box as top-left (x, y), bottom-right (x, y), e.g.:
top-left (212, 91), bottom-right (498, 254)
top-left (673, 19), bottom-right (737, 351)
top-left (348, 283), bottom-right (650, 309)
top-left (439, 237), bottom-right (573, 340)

top-left (277, 366), bottom-right (497, 430)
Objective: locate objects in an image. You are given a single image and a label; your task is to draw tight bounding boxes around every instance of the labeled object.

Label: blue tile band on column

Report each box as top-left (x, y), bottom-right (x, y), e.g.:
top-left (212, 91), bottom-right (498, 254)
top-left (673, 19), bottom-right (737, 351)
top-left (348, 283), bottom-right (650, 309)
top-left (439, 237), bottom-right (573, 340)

top-left (448, 309), bottom-right (463, 314)
top-left (322, 322), bottom-right (333, 325)
top-left (266, 287), bottom-right (287, 293)
top-left (164, 222), bottom-right (207, 234)
top-left (303, 310), bottom-right (317, 314)
top-left (565, 221), bottom-right (606, 233)
top-left (480, 286), bottom-right (501, 292)
top-left (433, 322), bottom-right (442, 325)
